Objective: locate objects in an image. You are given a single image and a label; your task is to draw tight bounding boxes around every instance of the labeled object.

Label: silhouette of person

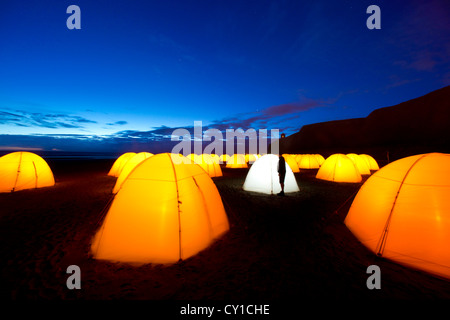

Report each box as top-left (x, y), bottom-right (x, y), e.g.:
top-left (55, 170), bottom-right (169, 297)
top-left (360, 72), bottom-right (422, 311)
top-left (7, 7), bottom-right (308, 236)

top-left (277, 155), bottom-right (286, 196)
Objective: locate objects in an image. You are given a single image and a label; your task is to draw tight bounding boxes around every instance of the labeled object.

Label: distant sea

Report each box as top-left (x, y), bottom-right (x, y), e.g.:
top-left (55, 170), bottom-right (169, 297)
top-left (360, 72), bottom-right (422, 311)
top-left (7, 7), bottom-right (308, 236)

top-left (0, 150), bottom-right (119, 160)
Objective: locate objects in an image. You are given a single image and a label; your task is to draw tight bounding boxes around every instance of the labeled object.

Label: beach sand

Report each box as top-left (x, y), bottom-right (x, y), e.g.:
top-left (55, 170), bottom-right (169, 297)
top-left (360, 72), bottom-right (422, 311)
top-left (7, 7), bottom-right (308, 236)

top-left (0, 159), bottom-right (449, 303)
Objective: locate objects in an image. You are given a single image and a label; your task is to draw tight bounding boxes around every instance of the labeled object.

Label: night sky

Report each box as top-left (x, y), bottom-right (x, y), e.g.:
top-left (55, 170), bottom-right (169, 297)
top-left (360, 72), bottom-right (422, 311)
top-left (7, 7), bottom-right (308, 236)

top-left (0, 0), bottom-right (449, 153)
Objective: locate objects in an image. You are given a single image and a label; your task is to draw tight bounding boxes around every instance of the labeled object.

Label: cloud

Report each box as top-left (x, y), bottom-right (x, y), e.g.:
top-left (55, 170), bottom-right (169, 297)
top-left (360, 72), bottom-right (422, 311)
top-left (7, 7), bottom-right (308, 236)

top-left (106, 120), bottom-right (128, 126)
top-left (0, 92), bottom-right (337, 152)
top-left (262, 100), bottom-right (323, 117)
top-left (210, 94), bottom-right (334, 133)
top-left (385, 75), bottom-right (421, 89)
top-left (114, 125), bottom-right (178, 140)
top-left (0, 109), bottom-right (97, 129)
top-left (0, 132), bottom-right (178, 154)
top-left (389, 0), bottom-right (450, 73)
top-left (0, 110), bottom-right (25, 123)
top-left (0, 146), bottom-right (43, 152)
top-left (0, 115), bottom-right (288, 153)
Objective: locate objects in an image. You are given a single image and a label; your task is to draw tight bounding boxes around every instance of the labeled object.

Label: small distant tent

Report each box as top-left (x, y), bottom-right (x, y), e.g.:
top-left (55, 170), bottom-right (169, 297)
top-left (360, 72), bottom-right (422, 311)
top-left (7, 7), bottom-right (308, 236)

top-left (113, 152), bottom-right (153, 194)
top-left (108, 152), bottom-right (136, 177)
top-left (245, 154), bottom-right (258, 164)
top-left (297, 154), bottom-right (320, 169)
top-left (346, 153), bottom-right (371, 175)
top-left (91, 153), bottom-right (230, 264)
top-left (344, 153), bottom-right (450, 280)
top-left (195, 154), bottom-right (223, 178)
top-left (187, 153), bottom-right (200, 164)
top-left (243, 154), bottom-right (300, 194)
top-left (359, 154), bottom-right (379, 170)
top-left (209, 154), bottom-right (221, 164)
top-left (226, 154), bottom-right (248, 168)
top-left (220, 154), bottom-right (230, 164)
top-left (316, 154), bottom-right (362, 183)
top-left (0, 152), bottom-right (55, 193)
top-left (282, 154), bottom-right (300, 173)
top-left (314, 154), bottom-right (325, 166)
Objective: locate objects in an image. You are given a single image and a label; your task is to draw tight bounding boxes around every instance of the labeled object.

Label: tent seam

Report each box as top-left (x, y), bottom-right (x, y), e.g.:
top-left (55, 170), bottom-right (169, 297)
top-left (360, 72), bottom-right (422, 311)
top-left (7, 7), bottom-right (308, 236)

top-left (376, 154), bottom-right (429, 256)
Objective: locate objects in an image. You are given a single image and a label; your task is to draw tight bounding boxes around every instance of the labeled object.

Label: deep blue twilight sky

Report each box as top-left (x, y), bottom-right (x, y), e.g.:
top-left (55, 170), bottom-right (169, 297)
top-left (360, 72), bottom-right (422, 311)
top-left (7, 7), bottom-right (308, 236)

top-left (0, 0), bottom-right (449, 153)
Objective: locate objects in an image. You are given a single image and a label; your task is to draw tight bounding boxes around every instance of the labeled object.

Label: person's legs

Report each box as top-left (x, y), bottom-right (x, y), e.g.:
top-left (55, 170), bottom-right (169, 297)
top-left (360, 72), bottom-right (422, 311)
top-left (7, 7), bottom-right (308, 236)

top-left (278, 174), bottom-right (285, 196)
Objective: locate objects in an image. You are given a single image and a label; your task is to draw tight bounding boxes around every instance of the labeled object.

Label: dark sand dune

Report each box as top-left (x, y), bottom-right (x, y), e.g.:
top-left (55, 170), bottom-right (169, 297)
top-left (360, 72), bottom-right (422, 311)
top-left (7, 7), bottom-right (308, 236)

top-left (0, 160), bottom-right (449, 305)
top-left (280, 85), bottom-right (450, 161)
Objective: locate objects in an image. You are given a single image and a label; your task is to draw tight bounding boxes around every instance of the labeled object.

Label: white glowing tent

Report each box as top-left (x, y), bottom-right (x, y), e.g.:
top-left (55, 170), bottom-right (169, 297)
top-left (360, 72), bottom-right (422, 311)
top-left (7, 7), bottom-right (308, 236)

top-left (243, 154), bottom-right (300, 195)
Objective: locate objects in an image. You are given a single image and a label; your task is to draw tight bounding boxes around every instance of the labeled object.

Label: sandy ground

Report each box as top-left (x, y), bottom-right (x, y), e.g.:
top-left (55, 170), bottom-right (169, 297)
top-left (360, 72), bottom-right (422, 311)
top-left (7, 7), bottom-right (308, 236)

top-left (0, 159), bottom-right (449, 309)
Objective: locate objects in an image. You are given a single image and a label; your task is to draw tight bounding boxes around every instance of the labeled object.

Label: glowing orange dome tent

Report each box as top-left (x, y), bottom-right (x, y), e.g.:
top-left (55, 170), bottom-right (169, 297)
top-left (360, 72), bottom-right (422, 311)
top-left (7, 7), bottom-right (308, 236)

top-left (245, 154), bottom-right (257, 164)
top-left (344, 153), bottom-right (450, 280)
top-left (316, 154), bottom-right (362, 183)
top-left (297, 154), bottom-right (320, 169)
top-left (220, 154), bottom-right (230, 164)
top-left (226, 154), bottom-right (248, 168)
top-left (282, 154), bottom-right (300, 173)
top-left (346, 153), bottom-right (371, 175)
top-left (195, 154), bottom-right (223, 178)
top-left (359, 154), bottom-right (379, 170)
top-left (209, 154), bottom-right (221, 164)
top-left (0, 152), bottom-right (55, 193)
top-left (314, 154), bottom-right (325, 166)
top-left (187, 153), bottom-right (200, 164)
top-left (108, 152), bottom-right (136, 177)
top-left (91, 153), bottom-right (229, 265)
top-left (112, 152), bottom-right (153, 194)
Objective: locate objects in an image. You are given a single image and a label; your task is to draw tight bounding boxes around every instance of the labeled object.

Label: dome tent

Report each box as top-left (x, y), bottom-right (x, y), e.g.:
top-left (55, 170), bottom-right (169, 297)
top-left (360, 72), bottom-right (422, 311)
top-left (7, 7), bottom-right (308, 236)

top-left (243, 154), bottom-right (300, 195)
top-left (187, 153), bottom-right (200, 164)
top-left (316, 154), bottom-right (362, 183)
top-left (297, 154), bottom-right (320, 169)
top-left (108, 152), bottom-right (136, 177)
top-left (0, 152), bottom-right (55, 193)
top-left (314, 154), bottom-right (325, 166)
top-left (346, 153), bottom-right (371, 175)
top-left (195, 154), bottom-right (223, 178)
top-left (112, 152), bottom-right (153, 194)
top-left (226, 154), bottom-right (248, 168)
top-left (344, 153), bottom-right (450, 280)
top-left (209, 154), bottom-right (221, 164)
top-left (91, 153), bottom-right (229, 265)
top-left (245, 154), bottom-right (258, 164)
top-left (359, 154), bottom-right (379, 171)
top-left (220, 154), bottom-right (229, 164)
top-left (282, 154), bottom-right (300, 173)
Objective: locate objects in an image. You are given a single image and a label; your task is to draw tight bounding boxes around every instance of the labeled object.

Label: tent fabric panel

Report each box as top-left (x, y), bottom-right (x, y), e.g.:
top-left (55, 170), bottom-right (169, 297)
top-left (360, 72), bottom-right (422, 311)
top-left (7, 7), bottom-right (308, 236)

top-left (383, 184), bottom-right (450, 277)
top-left (345, 175), bottom-right (402, 252)
top-left (108, 152), bottom-right (136, 177)
top-left (177, 176), bottom-right (214, 260)
top-left (113, 152), bottom-right (153, 193)
top-left (92, 178), bottom-right (180, 264)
